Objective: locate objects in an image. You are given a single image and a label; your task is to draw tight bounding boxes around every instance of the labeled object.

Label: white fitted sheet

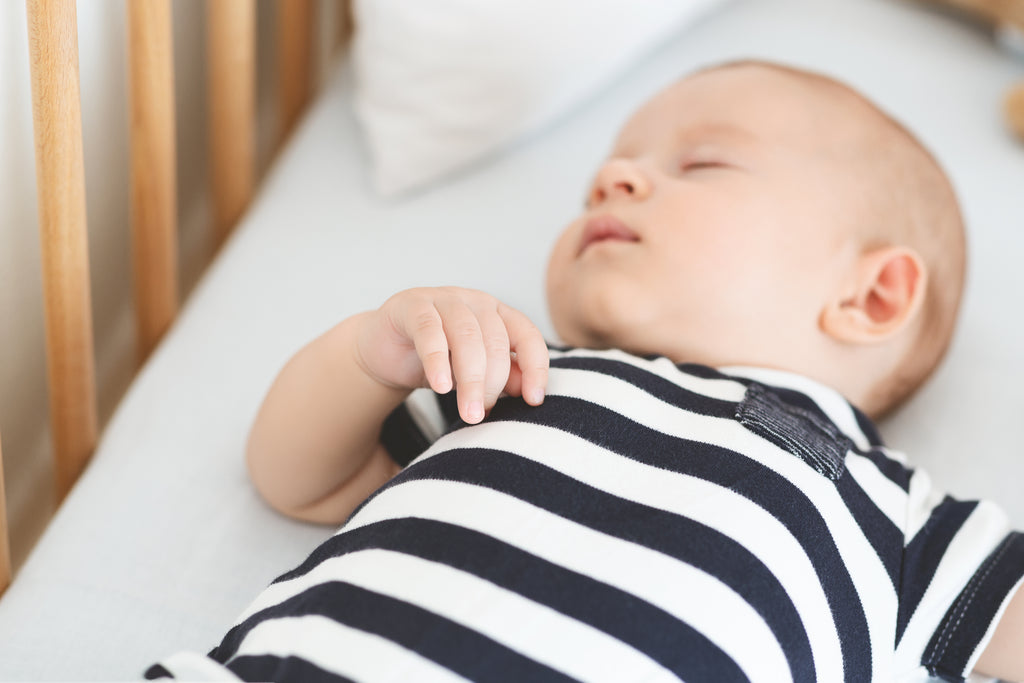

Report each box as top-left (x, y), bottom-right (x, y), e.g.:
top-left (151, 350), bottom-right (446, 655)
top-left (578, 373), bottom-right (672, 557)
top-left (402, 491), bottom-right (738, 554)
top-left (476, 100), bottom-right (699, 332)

top-left (1, 0), bottom-right (1022, 679)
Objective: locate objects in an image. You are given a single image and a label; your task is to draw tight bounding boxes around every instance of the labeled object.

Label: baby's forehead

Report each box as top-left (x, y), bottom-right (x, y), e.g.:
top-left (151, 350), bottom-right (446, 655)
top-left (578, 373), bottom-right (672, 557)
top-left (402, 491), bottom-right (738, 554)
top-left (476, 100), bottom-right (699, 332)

top-left (616, 65), bottom-right (886, 158)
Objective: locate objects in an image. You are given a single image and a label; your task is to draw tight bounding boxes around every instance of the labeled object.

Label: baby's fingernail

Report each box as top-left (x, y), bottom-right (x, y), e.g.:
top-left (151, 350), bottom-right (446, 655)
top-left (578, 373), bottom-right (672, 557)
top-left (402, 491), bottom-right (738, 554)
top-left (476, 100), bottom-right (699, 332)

top-left (467, 400), bottom-right (484, 422)
top-left (527, 388), bottom-right (544, 405)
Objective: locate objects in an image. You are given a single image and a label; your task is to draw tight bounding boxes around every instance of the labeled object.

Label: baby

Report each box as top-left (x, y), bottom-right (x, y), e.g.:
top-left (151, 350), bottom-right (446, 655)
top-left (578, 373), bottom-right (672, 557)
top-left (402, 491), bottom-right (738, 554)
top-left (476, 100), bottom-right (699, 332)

top-left (148, 61), bottom-right (1024, 682)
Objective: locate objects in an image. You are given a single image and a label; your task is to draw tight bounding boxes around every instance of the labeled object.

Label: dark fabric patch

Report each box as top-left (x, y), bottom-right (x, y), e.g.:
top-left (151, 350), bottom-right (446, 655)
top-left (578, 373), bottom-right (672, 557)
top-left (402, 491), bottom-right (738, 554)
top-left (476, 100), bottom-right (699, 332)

top-left (737, 382), bottom-right (852, 481)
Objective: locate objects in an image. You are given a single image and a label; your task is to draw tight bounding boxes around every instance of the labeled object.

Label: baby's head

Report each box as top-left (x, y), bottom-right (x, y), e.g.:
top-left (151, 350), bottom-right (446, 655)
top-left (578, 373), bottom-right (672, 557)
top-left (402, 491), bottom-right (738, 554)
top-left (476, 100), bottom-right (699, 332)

top-left (546, 60), bottom-right (965, 418)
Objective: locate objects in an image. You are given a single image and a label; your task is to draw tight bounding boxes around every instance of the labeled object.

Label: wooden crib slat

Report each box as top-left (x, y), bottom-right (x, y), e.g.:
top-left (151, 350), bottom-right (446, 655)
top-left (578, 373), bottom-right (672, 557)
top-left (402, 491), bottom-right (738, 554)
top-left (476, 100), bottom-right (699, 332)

top-left (25, 0), bottom-right (99, 502)
top-left (276, 0), bottom-right (315, 146)
top-left (0, 433), bottom-right (10, 596)
top-left (126, 0), bottom-right (179, 363)
top-left (935, 0), bottom-right (1024, 29)
top-left (208, 0), bottom-right (256, 247)
top-left (335, 0), bottom-right (353, 55)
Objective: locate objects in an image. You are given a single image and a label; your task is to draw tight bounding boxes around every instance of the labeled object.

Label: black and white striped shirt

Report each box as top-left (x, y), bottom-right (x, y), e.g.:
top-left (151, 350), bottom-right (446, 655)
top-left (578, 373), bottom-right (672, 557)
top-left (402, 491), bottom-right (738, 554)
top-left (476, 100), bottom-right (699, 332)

top-left (149, 347), bottom-right (1024, 682)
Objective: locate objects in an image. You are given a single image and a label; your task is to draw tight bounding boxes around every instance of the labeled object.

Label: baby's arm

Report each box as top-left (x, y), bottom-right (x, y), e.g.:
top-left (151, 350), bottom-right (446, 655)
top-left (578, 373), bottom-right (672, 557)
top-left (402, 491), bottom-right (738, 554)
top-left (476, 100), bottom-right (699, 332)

top-left (974, 584), bottom-right (1024, 680)
top-left (245, 287), bottom-right (549, 525)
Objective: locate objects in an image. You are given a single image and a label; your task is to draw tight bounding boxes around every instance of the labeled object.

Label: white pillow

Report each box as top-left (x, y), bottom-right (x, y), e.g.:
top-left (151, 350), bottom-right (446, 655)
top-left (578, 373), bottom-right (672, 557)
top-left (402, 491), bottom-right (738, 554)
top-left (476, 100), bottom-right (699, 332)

top-left (351, 0), bottom-right (730, 196)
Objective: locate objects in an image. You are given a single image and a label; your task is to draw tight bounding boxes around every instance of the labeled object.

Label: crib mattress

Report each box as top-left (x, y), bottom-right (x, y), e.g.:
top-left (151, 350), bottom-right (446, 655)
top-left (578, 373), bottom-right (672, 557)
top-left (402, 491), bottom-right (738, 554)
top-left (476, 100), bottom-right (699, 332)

top-left (1, 0), bottom-right (1023, 679)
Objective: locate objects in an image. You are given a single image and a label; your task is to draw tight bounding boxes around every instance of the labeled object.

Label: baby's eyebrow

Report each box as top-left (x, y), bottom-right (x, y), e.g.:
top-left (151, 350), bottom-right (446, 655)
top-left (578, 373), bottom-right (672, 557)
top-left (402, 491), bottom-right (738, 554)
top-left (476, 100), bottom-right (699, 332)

top-left (610, 121), bottom-right (756, 159)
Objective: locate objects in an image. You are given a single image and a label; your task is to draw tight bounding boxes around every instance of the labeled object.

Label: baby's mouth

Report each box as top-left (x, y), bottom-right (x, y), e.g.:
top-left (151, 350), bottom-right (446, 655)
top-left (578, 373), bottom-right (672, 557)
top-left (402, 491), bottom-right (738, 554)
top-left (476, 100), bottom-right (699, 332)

top-left (577, 214), bottom-right (640, 256)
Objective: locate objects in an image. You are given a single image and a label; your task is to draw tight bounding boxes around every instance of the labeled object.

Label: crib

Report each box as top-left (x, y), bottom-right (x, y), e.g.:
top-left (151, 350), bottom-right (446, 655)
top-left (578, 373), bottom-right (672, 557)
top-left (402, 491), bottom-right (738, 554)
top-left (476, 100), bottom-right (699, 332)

top-left (0, 0), bottom-right (346, 597)
top-left (1, 0), bottom-right (1023, 679)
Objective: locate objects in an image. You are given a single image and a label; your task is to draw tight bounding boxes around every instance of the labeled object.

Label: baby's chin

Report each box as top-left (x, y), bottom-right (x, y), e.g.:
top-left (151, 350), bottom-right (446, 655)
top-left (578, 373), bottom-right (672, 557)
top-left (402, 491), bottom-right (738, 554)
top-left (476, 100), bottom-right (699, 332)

top-left (548, 313), bottom-right (738, 369)
top-left (550, 313), bottom-right (666, 359)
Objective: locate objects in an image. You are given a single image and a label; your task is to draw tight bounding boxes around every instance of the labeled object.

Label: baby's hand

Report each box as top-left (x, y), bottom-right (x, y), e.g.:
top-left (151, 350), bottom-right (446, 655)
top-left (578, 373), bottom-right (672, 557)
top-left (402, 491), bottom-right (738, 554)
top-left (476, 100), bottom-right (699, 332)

top-left (355, 287), bottom-right (549, 424)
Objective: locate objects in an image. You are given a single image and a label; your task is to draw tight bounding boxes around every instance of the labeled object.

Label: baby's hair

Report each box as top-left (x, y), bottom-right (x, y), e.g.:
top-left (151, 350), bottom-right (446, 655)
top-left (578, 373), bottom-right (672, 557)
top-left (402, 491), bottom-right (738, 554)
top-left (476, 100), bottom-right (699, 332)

top-left (695, 60), bottom-right (967, 418)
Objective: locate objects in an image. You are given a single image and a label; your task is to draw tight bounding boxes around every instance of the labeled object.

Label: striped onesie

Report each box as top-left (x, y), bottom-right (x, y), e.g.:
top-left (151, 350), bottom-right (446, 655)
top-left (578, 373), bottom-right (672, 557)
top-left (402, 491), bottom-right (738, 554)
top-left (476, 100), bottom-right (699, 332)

top-left (149, 346), bottom-right (1024, 682)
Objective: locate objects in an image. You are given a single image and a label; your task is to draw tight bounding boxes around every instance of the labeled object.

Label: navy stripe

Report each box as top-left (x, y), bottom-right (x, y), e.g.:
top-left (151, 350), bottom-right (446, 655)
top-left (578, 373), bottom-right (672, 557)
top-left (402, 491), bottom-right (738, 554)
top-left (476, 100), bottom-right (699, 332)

top-left (549, 356), bottom-right (738, 419)
top-left (925, 532), bottom-right (1024, 681)
top-left (380, 403), bottom-right (430, 468)
top-left (854, 408), bottom-right (885, 447)
top-left (856, 448), bottom-right (912, 492)
top-left (212, 582), bottom-right (576, 683)
top-left (472, 394), bottom-right (872, 681)
top-left (228, 655), bottom-right (356, 683)
top-left (369, 448), bottom-right (815, 682)
top-left (436, 390), bottom-right (462, 429)
top-left (835, 472), bottom-right (903, 590)
top-left (896, 497), bottom-right (978, 645)
top-left (277, 518), bottom-right (748, 682)
top-left (678, 362), bottom-right (739, 381)
top-left (143, 664), bottom-right (173, 680)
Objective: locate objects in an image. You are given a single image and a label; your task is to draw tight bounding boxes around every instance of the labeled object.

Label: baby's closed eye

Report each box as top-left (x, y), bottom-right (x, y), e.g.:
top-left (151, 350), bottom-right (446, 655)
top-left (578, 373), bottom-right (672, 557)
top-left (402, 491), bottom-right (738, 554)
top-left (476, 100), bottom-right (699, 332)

top-left (681, 159), bottom-right (727, 172)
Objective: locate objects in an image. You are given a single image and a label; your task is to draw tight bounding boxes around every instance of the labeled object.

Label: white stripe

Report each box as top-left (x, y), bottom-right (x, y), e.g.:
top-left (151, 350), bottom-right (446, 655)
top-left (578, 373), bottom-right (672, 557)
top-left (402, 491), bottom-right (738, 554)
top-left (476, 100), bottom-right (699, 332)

top-left (406, 388), bottom-right (446, 443)
top-left (232, 614), bottom-right (470, 683)
top-left (158, 651), bottom-right (243, 681)
top-left (906, 468), bottom-right (948, 544)
top-left (549, 346), bottom-right (748, 402)
top-left (879, 445), bottom-right (910, 465)
top-left (846, 452), bottom-right (908, 530)
top-left (894, 502), bottom-right (1010, 675)
top-left (526, 365), bottom-right (895, 675)
top-left (543, 366), bottom-right (748, 450)
top-left (242, 549), bottom-right (679, 683)
top-left (340, 480), bottom-right (790, 683)
top-left (400, 418), bottom-right (843, 679)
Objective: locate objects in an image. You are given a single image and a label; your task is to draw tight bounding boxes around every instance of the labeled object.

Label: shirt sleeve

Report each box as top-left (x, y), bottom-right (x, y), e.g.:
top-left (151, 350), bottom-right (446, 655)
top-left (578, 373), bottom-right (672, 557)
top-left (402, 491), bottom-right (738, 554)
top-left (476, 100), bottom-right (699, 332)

top-left (379, 388), bottom-right (461, 468)
top-left (896, 467), bottom-right (1024, 682)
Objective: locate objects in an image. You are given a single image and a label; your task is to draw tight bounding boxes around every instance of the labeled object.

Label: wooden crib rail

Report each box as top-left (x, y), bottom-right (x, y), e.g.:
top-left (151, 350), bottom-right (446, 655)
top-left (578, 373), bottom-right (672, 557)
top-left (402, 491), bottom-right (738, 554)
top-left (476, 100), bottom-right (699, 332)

top-left (278, 0), bottom-right (316, 144)
top-left (209, 0), bottom-right (256, 247)
top-left (25, 0), bottom-right (98, 506)
top-left (1, 436), bottom-right (10, 596)
top-left (1, 0), bottom-right (339, 596)
top-left (127, 0), bottom-right (179, 365)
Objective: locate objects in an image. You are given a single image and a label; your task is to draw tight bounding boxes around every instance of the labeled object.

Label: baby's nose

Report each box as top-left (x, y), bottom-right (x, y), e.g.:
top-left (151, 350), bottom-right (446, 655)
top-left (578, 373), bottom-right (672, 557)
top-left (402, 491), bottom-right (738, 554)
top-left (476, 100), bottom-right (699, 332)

top-left (588, 158), bottom-right (651, 206)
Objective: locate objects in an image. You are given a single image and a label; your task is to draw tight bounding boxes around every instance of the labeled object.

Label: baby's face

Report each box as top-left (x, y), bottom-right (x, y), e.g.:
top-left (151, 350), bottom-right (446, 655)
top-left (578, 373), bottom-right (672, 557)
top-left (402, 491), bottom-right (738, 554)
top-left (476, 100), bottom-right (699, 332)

top-left (546, 65), bottom-right (863, 367)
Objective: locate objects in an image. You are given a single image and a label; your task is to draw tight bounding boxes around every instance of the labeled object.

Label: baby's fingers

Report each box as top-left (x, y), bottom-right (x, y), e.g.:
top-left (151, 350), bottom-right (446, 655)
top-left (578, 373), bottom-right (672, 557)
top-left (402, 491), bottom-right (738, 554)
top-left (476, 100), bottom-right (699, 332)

top-left (436, 296), bottom-right (493, 424)
top-left (499, 304), bottom-right (549, 406)
top-left (470, 301), bottom-right (514, 412)
top-left (406, 302), bottom-right (453, 394)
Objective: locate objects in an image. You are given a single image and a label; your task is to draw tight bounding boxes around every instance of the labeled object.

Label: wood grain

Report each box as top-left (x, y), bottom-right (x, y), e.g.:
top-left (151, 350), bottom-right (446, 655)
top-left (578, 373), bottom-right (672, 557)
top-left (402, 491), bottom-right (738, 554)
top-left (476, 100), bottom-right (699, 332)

top-left (25, 0), bottom-right (98, 501)
top-left (208, 0), bottom-right (256, 247)
top-left (126, 0), bottom-right (179, 364)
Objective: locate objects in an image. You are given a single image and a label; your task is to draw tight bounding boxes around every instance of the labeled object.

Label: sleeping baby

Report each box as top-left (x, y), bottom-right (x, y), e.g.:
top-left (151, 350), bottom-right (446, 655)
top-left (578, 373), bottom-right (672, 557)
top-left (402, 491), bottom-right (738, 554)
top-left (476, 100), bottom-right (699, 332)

top-left (147, 61), bottom-right (1024, 682)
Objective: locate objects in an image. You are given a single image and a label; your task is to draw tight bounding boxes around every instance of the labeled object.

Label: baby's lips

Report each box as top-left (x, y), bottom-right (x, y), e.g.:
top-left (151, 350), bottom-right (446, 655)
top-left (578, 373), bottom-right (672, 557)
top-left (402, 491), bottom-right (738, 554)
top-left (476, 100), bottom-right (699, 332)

top-left (578, 214), bottom-right (640, 255)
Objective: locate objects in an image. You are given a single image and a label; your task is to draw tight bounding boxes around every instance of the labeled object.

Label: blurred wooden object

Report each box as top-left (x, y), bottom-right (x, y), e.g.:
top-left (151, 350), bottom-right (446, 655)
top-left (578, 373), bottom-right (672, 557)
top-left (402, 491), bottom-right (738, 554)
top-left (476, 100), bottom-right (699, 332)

top-left (921, 0), bottom-right (1024, 29)
top-left (277, 0), bottom-right (315, 146)
top-left (1008, 84), bottom-right (1024, 139)
top-left (915, 0), bottom-right (1024, 139)
top-left (0, 434), bottom-right (10, 597)
top-left (208, 0), bottom-right (256, 247)
top-left (126, 0), bottom-right (179, 364)
top-left (336, 0), bottom-right (354, 53)
top-left (25, 0), bottom-right (99, 502)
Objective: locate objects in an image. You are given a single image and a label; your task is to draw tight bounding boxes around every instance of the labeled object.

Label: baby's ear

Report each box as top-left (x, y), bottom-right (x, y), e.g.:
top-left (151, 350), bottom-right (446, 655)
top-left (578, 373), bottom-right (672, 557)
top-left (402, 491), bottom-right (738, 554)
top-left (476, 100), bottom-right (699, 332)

top-left (819, 246), bottom-right (927, 345)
